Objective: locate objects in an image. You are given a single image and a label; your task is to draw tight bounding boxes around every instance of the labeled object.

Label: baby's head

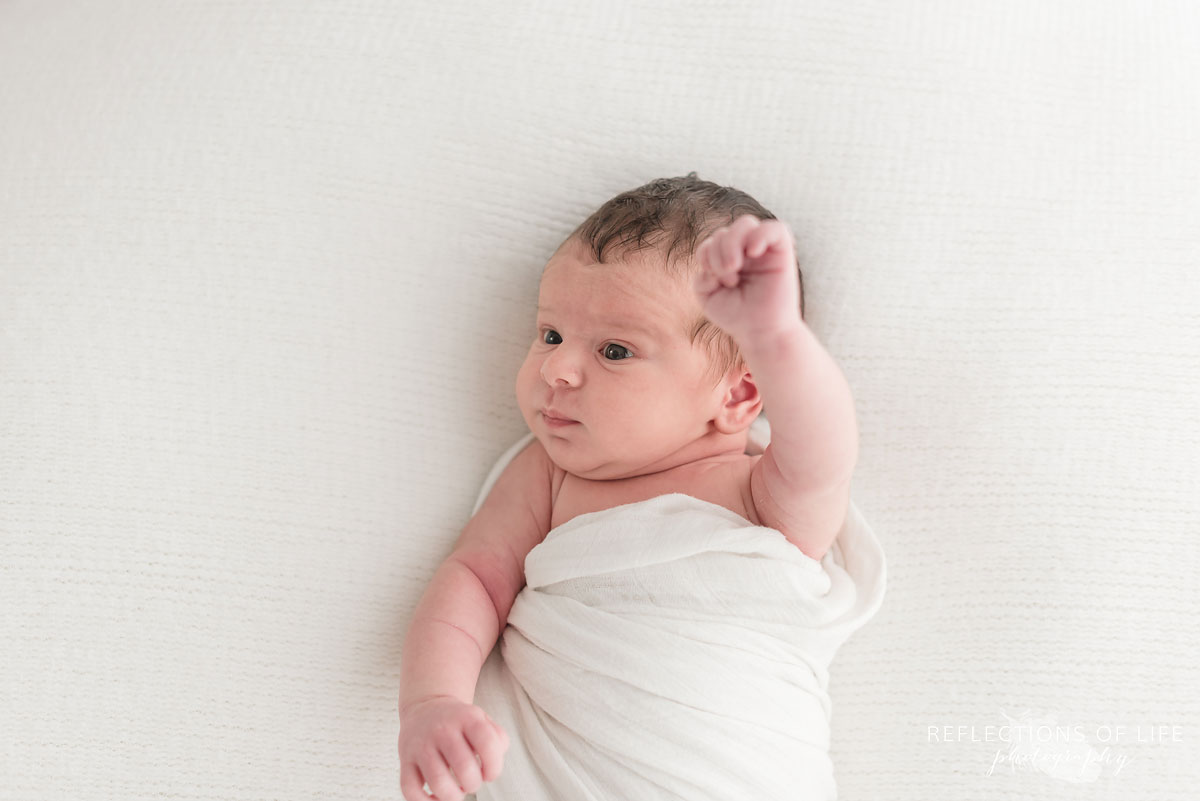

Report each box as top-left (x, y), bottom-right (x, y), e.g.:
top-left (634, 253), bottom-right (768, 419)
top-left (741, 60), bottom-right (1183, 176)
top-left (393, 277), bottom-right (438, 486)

top-left (516, 172), bottom-right (806, 480)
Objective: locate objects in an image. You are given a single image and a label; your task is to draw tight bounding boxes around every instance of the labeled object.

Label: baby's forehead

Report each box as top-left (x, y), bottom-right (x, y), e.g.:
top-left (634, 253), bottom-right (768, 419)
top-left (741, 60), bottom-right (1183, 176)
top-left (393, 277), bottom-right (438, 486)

top-left (538, 239), bottom-right (701, 327)
top-left (543, 245), bottom-right (695, 292)
top-left (540, 262), bottom-right (691, 303)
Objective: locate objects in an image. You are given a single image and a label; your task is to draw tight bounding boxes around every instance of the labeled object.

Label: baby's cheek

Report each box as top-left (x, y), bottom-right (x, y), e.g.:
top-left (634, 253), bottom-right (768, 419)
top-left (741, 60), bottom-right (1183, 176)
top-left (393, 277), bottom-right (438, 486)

top-left (515, 361), bottom-right (539, 405)
top-left (514, 363), bottom-right (529, 399)
top-left (519, 355), bottom-right (539, 380)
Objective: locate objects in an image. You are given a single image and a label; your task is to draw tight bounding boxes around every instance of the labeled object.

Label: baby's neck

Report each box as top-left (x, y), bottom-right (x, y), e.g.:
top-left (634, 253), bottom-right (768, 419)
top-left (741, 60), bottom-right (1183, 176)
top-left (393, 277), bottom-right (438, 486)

top-left (624, 428), bottom-right (750, 480)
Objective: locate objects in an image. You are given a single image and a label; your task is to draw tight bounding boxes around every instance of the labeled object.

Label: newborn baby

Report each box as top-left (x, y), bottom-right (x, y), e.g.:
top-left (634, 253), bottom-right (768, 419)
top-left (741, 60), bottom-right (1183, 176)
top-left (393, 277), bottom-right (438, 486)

top-left (399, 174), bottom-right (862, 801)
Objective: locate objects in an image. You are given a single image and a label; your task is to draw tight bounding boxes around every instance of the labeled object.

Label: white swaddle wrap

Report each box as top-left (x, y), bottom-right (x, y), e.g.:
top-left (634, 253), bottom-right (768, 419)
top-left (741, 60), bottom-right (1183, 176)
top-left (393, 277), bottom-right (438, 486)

top-left (469, 418), bottom-right (886, 801)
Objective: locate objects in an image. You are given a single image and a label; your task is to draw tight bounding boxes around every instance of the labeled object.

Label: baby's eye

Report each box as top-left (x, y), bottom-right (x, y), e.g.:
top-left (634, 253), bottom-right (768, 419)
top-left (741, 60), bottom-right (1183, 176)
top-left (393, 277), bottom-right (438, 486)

top-left (603, 343), bottom-right (633, 361)
top-left (544, 328), bottom-right (633, 359)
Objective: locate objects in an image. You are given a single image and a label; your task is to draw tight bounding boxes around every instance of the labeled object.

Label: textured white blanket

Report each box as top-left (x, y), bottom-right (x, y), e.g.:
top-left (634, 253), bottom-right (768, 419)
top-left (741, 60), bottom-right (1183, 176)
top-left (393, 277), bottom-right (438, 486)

top-left (469, 421), bottom-right (886, 800)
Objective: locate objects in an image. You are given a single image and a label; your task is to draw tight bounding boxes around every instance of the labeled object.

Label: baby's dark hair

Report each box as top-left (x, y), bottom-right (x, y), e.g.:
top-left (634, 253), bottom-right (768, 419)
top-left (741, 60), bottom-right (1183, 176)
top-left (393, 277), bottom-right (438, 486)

top-left (558, 172), bottom-right (805, 387)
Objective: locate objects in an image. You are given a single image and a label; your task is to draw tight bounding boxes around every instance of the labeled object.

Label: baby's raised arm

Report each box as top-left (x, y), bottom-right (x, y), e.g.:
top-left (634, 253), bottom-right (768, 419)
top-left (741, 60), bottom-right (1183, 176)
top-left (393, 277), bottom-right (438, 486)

top-left (398, 438), bottom-right (555, 801)
top-left (694, 215), bottom-right (858, 561)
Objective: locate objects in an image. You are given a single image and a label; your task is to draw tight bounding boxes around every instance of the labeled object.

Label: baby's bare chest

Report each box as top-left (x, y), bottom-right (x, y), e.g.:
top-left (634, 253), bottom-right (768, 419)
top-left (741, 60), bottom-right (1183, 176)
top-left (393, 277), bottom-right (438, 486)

top-left (549, 454), bottom-right (763, 531)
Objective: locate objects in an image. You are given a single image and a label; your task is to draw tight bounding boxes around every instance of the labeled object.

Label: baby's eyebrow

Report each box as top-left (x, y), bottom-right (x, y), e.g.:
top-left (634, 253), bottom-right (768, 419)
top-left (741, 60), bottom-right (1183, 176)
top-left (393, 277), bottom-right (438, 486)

top-left (609, 319), bottom-right (661, 336)
top-left (537, 307), bottom-right (661, 337)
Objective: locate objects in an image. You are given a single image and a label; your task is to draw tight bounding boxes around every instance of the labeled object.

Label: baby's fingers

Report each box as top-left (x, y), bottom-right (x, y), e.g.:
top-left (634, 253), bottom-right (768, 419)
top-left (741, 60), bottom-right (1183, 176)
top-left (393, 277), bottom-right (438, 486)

top-left (400, 761), bottom-right (429, 801)
top-left (438, 733), bottom-right (484, 796)
top-left (415, 750), bottom-right (465, 801)
top-left (698, 236), bottom-right (728, 275)
top-left (745, 225), bottom-right (770, 258)
top-left (713, 231), bottom-right (745, 279)
top-left (714, 215), bottom-right (761, 270)
top-left (464, 715), bottom-right (509, 782)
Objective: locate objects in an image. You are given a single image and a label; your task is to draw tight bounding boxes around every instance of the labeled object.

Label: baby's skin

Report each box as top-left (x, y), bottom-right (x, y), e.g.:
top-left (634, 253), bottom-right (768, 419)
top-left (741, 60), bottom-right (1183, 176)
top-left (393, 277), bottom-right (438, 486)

top-left (398, 214), bottom-right (860, 800)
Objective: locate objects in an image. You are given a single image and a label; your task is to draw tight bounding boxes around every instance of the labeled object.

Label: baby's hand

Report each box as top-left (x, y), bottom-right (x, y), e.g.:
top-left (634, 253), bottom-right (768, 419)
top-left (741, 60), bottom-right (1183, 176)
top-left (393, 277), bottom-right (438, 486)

top-left (398, 695), bottom-right (510, 801)
top-left (692, 214), bottom-right (802, 345)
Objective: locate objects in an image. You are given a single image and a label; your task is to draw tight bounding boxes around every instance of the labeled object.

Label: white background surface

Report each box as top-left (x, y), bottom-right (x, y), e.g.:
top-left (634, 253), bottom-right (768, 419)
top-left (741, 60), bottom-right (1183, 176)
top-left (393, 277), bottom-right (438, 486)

top-left (1, 1), bottom-right (1197, 799)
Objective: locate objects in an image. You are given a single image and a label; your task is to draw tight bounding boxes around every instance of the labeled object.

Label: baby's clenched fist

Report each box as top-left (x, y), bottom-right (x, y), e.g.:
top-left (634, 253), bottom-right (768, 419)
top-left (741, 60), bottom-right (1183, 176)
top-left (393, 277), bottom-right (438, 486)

top-left (692, 213), bottom-right (802, 347)
top-left (399, 695), bottom-right (510, 801)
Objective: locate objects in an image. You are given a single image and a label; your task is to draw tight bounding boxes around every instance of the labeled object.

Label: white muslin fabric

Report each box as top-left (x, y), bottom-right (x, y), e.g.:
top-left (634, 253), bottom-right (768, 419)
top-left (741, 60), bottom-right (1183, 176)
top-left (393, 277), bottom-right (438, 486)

top-left (467, 418), bottom-right (887, 801)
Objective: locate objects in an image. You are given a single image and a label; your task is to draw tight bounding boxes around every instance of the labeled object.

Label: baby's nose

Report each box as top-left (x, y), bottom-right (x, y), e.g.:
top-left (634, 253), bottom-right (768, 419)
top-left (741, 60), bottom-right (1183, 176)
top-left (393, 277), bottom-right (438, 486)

top-left (540, 350), bottom-right (581, 386)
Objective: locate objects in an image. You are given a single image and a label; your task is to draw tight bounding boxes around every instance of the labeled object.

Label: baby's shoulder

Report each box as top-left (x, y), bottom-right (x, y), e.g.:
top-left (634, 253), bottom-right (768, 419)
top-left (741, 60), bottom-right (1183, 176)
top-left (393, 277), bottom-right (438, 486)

top-left (656, 450), bottom-right (764, 527)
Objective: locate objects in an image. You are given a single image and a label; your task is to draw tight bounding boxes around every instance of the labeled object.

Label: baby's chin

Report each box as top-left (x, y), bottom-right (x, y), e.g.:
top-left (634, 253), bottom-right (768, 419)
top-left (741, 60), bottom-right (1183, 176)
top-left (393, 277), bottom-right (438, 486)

top-left (534, 434), bottom-right (614, 478)
top-left (542, 441), bottom-right (679, 482)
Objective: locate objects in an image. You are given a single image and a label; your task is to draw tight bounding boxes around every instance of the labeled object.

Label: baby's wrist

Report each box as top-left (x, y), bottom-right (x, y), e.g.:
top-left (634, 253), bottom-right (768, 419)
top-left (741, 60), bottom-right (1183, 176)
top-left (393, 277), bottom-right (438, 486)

top-left (400, 693), bottom-right (457, 719)
top-left (736, 319), bottom-right (807, 358)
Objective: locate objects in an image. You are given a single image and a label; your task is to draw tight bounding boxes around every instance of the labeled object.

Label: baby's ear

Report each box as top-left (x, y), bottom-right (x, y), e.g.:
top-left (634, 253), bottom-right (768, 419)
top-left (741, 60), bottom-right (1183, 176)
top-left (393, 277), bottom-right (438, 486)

top-left (713, 369), bottom-right (762, 434)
